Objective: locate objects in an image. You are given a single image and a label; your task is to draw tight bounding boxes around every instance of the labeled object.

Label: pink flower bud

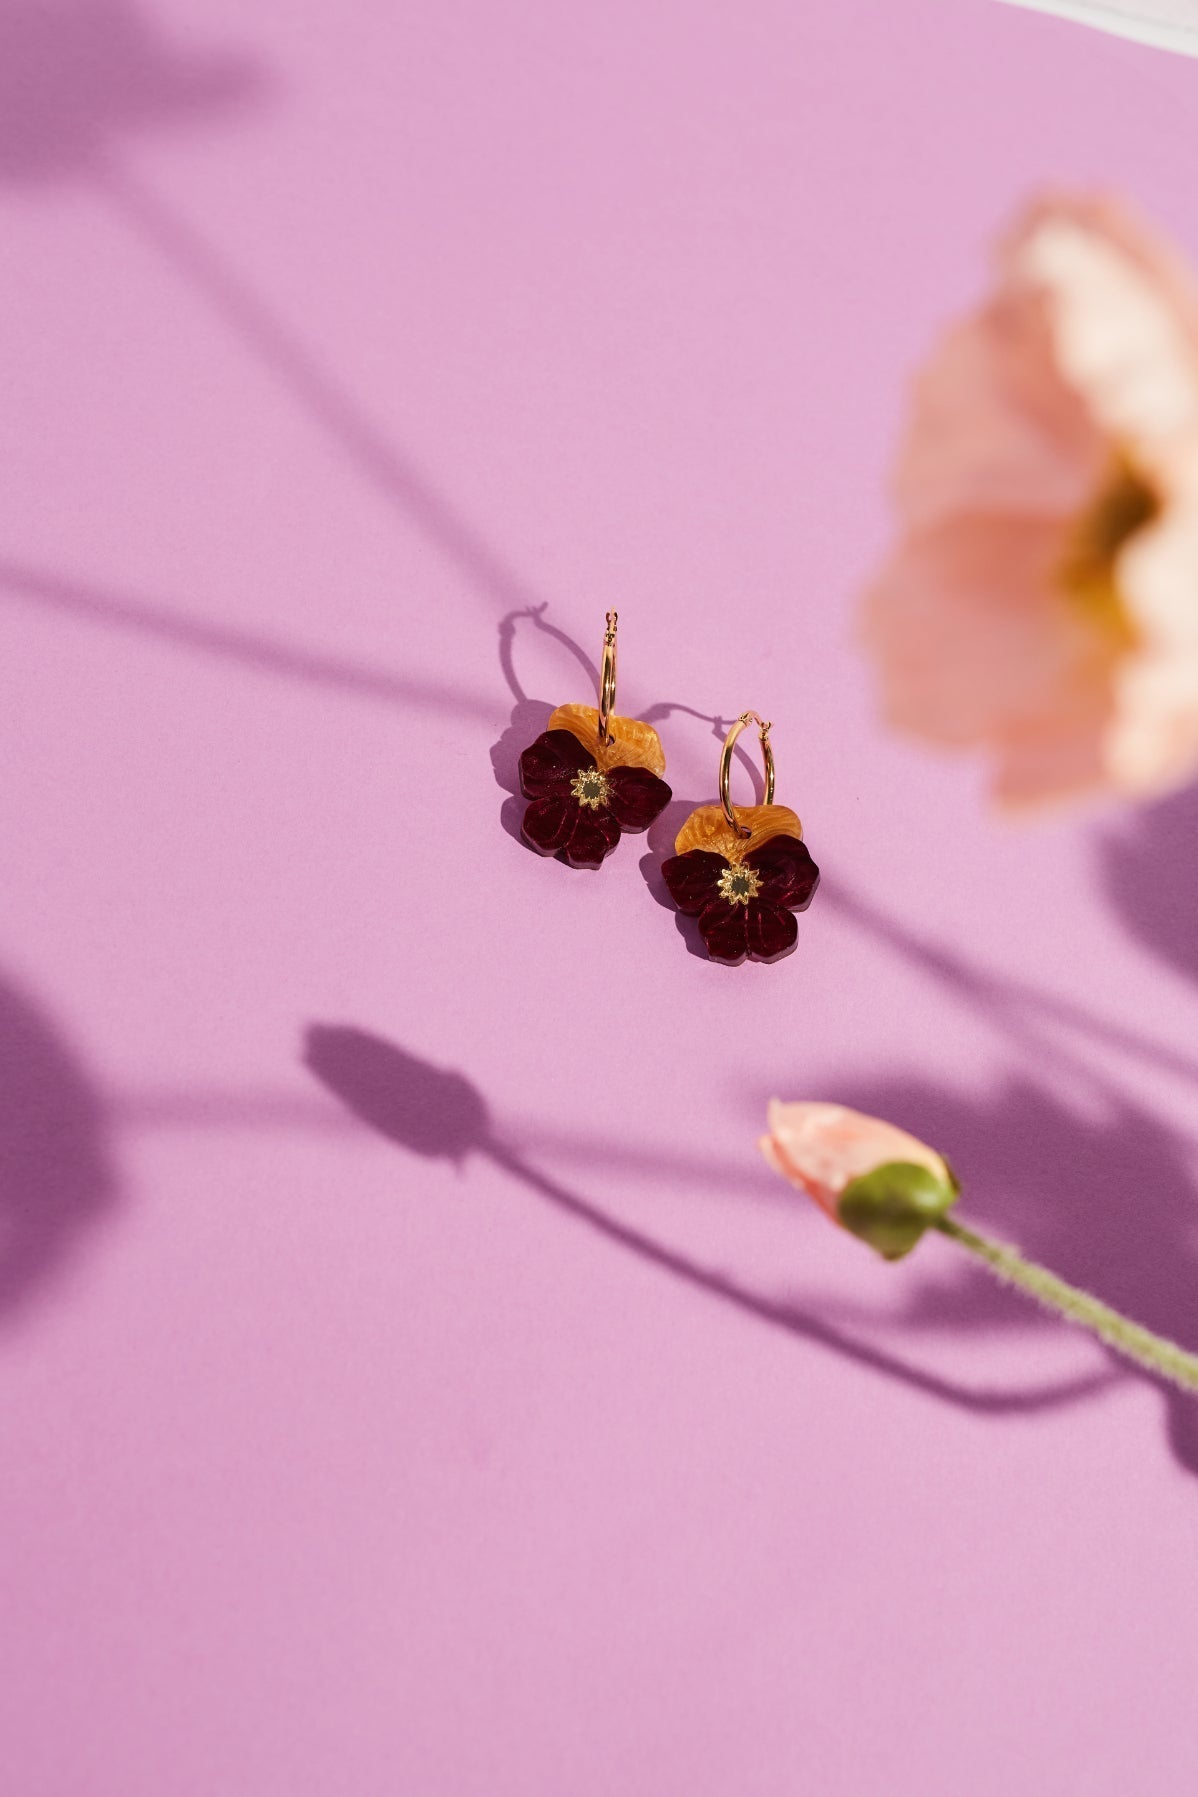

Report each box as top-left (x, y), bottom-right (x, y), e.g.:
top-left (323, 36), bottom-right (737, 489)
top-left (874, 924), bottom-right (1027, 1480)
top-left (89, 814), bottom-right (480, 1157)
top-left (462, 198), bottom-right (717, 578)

top-left (760, 1101), bottom-right (959, 1260)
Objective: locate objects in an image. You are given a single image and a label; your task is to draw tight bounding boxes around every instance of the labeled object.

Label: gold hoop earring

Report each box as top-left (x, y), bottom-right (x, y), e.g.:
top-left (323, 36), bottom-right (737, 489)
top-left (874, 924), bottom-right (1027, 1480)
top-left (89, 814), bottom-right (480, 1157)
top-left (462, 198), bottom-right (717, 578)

top-left (660, 712), bottom-right (818, 964)
top-left (517, 613), bottom-right (672, 869)
top-left (719, 710), bottom-right (776, 832)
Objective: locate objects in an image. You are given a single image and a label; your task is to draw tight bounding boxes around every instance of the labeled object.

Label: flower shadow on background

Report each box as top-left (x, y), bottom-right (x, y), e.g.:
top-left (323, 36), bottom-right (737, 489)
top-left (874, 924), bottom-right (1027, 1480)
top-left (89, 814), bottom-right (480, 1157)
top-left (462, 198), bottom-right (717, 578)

top-left (0, 10), bottom-right (1188, 1447)
top-left (303, 1022), bottom-right (1114, 1422)
top-left (1099, 779), bottom-right (1198, 987)
top-left (807, 1071), bottom-right (1198, 1474)
top-left (0, 973), bottom-right (115, 1323)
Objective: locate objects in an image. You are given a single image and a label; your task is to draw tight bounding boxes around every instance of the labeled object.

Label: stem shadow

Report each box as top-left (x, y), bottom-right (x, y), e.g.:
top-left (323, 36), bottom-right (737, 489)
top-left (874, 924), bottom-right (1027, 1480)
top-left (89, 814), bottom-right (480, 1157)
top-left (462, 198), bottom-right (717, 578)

top-left (302, 1023), bottom-right (1117, 1421)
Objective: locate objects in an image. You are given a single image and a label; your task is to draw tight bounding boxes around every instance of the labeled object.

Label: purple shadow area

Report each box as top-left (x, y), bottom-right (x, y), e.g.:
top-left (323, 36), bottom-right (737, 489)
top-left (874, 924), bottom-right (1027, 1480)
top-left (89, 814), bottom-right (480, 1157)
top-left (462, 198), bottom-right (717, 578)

top-left (304, 1027), bottom-right (491, 1166)
top-left (491, 608), bottom-right (595, 849)
top-left (1100, 780), bottom-right (1198, 988)
top-left (303, 1022), bottom-right (1116, 1421)
top-left (0, 9), bottom-right (551, 628)
top-left (0, 555), bottom-right (502, 725)
top-left (810, 1071), bottom-right (1198, 1473)
top-left (0, 0), bottom-right (263, 181)
top-left (0, 974), bottom-right (115, 1321)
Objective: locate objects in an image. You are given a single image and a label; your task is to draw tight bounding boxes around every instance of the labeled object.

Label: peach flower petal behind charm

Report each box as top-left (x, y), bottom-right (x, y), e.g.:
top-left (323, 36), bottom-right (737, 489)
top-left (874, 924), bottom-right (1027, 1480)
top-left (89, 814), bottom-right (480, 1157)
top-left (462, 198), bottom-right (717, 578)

top-left (660, 713), bottom-right (819, 964)
top-left (516, 613), bottom-right (672, 868)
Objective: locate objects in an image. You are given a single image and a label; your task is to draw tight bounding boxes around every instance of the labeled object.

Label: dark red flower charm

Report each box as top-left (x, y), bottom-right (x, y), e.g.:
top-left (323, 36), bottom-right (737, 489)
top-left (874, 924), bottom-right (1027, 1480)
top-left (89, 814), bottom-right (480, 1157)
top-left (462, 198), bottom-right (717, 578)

top-left (661, 805), bottom-right (818, 964)
top-left (519, 708), bottom-right (672, 868)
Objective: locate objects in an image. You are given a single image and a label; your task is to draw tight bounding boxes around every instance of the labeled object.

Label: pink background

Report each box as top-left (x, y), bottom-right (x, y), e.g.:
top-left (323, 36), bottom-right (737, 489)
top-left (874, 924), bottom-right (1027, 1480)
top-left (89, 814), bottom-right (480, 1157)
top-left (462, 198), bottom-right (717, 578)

top-left (2, 2), bottom-right (1198, 1791)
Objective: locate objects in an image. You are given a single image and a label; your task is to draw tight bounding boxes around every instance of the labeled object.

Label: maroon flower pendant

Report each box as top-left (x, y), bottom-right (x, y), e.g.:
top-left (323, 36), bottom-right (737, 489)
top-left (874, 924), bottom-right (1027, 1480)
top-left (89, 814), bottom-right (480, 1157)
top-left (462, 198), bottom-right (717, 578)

top-left (661, 803), bottom-right (818, 965)
top-left (519, 704), bottom-right (672, 869)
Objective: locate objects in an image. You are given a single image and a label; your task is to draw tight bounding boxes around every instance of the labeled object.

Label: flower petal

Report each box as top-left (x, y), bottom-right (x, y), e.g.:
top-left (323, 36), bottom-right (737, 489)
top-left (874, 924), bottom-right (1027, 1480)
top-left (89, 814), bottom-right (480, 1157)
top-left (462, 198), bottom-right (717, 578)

top-left (745, 835), bottom-right (820, 909)
top-left (519, 729), bottom-right (596, 799)
top-left (661, 850), bottom-right (727, 914)
top-left (698, 899), bottom-right (749, 965)
top-left (1012, 197), bottom-right (1198, 478)
top-left (563, 807), bottom-right (621, 868)
top-left (521, 796), bottom-right (575, 855)
top-left (1105, 487), bottom-right (1198, 794)
top-left (548, 705), bottom-right (667, 776)
top-left (746, 901), bottom-right (798, 963)
top-left (673, 803), bottom-right (804, 861)
top-left (896, 294), bottom-right (1105, 532)
top-left (868, 193), bottom-right (1198, 810)
top-left (605, 765), bottom-right (672, 831)
top-left (863, 512), bottom-right (1115, 803)
top-left (760, 1100), bottom-right (952, 1217)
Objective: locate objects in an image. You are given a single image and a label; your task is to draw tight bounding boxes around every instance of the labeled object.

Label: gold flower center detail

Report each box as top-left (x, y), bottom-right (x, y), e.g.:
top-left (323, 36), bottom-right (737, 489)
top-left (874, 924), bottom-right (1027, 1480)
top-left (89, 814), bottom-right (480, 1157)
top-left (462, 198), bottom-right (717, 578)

top-left (571, 768), bottom-right (611, 810)
top-left (718, 864), bottom-right (761, 906)
top-left (1058, 456), bottom-right (1159, 644)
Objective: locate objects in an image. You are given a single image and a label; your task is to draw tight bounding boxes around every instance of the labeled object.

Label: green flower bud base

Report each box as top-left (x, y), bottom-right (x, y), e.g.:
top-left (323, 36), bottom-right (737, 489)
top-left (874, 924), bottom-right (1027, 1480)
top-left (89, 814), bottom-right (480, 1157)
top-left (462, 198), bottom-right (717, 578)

top-left (836, 1165), bottom-right (1198, 1393)
top-left (838, 1160), bottom-right (961, 1261)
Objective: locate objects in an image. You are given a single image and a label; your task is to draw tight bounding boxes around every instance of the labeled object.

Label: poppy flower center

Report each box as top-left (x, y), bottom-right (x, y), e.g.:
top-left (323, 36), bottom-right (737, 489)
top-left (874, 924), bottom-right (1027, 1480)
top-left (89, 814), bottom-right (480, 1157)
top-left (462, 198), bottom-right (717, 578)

top-left (1058, 456), bottom-right (1159, 643)
top-left (571, 768), bottom-right (611, 810)
top-left (718, 863), bottom-right (761, 906)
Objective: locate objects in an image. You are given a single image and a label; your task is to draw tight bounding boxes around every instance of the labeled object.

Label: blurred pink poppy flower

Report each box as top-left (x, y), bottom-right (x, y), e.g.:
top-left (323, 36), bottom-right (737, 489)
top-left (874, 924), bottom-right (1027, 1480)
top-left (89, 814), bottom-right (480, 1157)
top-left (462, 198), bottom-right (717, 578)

top-left (863, 194), bottom-right (1198, 807)
top-left (760, 1101), bottom-right (958, 1259)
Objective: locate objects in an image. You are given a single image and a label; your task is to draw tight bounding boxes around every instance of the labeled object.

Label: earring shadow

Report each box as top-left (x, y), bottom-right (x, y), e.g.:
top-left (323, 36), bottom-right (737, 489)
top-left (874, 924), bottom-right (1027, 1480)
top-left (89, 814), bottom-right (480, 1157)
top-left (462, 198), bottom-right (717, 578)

top-left (638, 795), bottom-right (710, 959)
top-left (491, 607), bottom-right (600, 855)
top-left (490, 697), bottom-right (553, 848)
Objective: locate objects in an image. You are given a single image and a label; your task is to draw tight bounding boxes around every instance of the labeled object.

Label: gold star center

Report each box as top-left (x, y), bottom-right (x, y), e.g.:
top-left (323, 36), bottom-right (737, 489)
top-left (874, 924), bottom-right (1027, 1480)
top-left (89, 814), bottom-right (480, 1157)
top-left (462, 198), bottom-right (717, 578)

top-left (571, 768), bottom-right (611, 810)
top-left (718, 864), bottom-right (761, 906)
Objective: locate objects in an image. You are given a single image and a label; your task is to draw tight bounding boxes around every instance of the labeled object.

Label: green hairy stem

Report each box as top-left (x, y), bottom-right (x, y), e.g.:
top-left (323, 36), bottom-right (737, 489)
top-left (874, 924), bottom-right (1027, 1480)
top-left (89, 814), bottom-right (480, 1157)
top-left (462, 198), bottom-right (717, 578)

top-left (936, 1215), bottom-right (1198, 1394)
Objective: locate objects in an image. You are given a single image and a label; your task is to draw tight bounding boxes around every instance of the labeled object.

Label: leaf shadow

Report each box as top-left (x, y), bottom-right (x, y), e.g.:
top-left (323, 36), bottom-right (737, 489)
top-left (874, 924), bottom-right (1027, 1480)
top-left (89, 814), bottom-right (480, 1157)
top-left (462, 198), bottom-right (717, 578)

top-left (0, 971), bottom-right (117, 1324)
top-left (791, 1070), bottom-right (1198, 1474)
top-left (1098, 780), bottom-right (1198, 989)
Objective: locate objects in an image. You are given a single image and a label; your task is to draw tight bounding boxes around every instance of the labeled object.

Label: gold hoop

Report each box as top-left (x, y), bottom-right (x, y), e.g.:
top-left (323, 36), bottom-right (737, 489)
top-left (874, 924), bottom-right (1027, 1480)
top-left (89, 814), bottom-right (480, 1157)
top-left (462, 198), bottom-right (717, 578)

top-left (598, 611), bottom-right (618, 745)
top-left (719, 712), bottom-right (775, 836)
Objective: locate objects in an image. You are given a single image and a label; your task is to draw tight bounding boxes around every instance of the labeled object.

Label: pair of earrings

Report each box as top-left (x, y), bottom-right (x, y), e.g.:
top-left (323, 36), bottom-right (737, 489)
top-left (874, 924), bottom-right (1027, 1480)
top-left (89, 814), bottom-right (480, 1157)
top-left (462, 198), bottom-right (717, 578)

top-left (515, 613), bottom-right (819, 966)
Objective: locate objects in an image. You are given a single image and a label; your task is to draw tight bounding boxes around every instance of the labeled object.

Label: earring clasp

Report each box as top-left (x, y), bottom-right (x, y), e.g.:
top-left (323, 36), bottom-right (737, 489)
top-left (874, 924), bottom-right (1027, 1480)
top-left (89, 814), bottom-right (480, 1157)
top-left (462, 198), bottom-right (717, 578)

top-left (719, 711), bottom-right (775, 836)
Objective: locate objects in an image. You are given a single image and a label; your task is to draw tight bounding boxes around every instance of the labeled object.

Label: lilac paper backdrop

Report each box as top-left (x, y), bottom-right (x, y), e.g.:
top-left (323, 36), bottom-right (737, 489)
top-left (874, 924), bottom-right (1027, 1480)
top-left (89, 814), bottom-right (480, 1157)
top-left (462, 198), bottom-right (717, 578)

top-left (1, 1), bottom-right (1197, 1792)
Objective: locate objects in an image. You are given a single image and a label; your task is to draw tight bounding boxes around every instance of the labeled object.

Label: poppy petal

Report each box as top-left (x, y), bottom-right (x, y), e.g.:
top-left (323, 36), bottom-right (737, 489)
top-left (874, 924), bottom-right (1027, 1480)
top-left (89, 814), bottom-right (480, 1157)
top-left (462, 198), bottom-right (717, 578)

top-left (605, 765), bottom-right (673, 831)
top-left (522, 796), bottom-right (575, 855)
top-left (564, 807), bottom-right (621, 868)
top-left (520, 729), bottom-right (597, 799)
top-left (661, 850), bottom-right (727, 915)
top-left (745, 835), bottom-right (820, 909)
top-left (698, 899), bottom-right (750, 965)
top-left (746, 901), bottom-right (798, 963)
